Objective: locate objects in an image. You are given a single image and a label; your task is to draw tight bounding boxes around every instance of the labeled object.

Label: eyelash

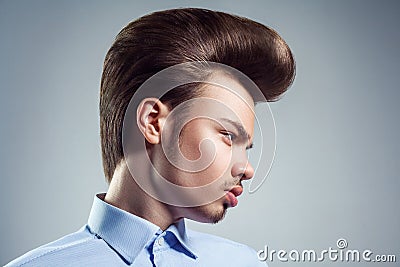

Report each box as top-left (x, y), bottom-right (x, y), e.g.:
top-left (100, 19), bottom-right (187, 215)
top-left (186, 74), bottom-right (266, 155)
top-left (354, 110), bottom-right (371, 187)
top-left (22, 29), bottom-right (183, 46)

top-left (221, 131), bottom-right (235, 143)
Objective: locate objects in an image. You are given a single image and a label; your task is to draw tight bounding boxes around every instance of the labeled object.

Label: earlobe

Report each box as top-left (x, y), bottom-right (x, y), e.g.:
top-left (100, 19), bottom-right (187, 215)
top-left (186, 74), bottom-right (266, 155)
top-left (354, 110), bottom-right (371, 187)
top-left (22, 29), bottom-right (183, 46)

top-left (137, 98), bottom-right (169, 144)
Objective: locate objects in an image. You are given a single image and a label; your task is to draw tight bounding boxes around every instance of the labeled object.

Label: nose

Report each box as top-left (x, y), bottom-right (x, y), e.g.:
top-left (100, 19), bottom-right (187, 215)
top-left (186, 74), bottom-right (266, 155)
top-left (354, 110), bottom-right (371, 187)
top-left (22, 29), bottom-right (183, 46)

top-left (231, 161), bottom-right (254, 181)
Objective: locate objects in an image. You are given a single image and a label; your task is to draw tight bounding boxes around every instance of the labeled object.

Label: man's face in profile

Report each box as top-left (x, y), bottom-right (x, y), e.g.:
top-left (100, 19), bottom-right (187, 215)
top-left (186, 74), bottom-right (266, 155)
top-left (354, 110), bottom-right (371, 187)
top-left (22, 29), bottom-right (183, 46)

top-left (150, 72), bottom-right (256, 224)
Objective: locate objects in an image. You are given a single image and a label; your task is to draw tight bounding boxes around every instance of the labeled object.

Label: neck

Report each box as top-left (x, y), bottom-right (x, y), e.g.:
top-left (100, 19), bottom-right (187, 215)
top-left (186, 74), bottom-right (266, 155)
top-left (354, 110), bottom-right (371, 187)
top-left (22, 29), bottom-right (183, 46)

top-left (104, 162), bottom-right (180, 230)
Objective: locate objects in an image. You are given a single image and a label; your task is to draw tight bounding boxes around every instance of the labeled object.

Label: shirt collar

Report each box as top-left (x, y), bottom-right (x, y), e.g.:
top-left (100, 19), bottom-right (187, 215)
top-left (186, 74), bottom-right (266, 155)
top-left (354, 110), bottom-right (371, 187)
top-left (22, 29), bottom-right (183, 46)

top-left (87, 193), bottom-right (197, 264)
top-left (166, 219), bottom-right (197, 259)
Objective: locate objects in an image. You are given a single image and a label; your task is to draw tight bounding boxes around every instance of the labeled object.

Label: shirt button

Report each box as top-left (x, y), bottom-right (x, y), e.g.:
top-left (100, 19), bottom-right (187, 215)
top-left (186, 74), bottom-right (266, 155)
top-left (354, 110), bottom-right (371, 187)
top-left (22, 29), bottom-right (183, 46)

top-left (157, 237), bottom-right (165, 246)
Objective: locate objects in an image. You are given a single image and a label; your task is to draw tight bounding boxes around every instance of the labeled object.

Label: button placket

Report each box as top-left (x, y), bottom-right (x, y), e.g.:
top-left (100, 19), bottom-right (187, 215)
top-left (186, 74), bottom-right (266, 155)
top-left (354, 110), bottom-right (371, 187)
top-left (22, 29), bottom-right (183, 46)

top-left (157, 237), bottom-right (165, 246)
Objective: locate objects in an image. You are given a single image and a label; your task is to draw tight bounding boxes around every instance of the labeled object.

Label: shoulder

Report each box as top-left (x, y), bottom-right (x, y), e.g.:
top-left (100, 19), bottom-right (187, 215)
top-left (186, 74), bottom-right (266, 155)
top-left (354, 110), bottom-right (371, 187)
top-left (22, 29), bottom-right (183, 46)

top-left (186, 229), bottom-right (267, 267)
top-left (5, 226), bottom-right (116, 267)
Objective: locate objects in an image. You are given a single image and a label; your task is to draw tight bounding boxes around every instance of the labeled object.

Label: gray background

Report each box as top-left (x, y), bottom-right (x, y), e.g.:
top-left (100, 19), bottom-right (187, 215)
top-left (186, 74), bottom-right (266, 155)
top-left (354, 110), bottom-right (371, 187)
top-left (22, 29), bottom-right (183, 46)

top-left (1, 1), bottom-right (399, 266)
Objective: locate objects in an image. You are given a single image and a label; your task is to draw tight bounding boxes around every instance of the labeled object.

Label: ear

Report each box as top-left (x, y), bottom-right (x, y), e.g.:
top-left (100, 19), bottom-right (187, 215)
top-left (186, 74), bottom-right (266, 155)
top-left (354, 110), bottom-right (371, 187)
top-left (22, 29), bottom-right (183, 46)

top-left (136, 98), bottom-right (170, 144)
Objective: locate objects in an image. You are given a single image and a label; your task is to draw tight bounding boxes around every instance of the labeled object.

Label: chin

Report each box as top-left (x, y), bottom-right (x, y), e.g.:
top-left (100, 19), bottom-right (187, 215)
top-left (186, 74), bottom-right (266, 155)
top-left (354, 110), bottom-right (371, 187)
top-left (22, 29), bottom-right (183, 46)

top-left (186, 199), bottom-right (228, 224)
top-left (208, 205), bottom-right (227, 224)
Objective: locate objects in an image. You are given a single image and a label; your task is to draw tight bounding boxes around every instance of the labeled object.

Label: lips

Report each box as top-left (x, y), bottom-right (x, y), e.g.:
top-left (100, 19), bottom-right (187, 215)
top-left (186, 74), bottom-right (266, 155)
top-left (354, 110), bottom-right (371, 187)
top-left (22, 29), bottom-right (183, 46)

top-left (230, 186), bottom-right (243, 197)
top-left (225, 186), bottom-right (243, 208)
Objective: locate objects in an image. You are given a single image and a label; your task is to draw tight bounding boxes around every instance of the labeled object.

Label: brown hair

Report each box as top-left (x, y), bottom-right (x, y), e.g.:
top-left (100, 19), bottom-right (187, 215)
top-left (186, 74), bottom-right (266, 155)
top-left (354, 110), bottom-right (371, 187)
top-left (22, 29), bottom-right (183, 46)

top-left (100, 8), bottom-right (296, 183)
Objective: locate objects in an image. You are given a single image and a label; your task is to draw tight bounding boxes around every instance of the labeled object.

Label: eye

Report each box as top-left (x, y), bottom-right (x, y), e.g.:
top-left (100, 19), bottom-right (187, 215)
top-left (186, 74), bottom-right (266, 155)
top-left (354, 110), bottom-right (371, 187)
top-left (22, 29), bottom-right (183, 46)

top-left (221, 131), bottom-right (235, 144)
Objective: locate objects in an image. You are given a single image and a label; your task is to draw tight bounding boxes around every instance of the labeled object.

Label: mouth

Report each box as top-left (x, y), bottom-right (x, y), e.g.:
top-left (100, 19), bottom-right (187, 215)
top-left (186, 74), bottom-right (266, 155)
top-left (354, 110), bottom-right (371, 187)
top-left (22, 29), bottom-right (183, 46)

top-left (225, 186), bottom-right (243, 208)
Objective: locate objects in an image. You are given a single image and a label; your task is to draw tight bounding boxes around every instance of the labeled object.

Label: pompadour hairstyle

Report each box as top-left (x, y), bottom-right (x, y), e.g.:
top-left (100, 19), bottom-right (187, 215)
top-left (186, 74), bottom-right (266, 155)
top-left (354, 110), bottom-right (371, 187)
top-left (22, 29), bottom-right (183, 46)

top-left (100, 8), bottom-right (296, 183)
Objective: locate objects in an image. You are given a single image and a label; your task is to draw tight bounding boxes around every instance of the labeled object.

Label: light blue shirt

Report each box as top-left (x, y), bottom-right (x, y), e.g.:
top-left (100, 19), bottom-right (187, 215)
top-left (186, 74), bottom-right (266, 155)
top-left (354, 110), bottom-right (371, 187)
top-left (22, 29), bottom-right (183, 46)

top-left (7, 194), bottom-right (265, 266)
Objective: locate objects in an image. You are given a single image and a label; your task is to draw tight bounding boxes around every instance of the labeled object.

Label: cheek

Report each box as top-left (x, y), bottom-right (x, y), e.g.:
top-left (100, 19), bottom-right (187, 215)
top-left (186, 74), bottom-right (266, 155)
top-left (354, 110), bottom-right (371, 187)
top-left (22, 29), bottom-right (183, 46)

top-left (178, 120), bottom-right (208, 161)
top-left (193, 141), bottom-right (232, 185)
top-left (179, 133), bottom-right (202, 161)
top-left (178, 121), bottom-right (220, 164)
top-left (176, 120), bottom-right (232, 186)
top-left (177, 138), bottom-right (232, 187)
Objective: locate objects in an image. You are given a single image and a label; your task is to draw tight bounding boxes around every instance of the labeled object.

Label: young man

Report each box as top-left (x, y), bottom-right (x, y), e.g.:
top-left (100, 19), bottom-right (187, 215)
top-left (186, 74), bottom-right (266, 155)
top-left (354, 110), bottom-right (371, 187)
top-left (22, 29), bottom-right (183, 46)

top-left (7, 8), bottom-right (295, 266)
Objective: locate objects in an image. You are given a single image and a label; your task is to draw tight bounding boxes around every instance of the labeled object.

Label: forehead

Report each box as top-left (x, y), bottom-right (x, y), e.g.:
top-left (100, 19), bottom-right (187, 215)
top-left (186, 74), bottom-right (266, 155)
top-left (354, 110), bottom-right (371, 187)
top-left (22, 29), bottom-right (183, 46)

top-left (191, 72), bottom-right (255, 136)
top-left (203, 71), bottom-right (255, 107)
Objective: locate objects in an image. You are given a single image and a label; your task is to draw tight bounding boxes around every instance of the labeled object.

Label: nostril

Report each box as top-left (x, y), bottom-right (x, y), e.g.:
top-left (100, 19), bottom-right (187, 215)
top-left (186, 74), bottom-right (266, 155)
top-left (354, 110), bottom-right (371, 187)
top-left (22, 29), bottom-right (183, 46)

top-left (240, 172), bottom-right (251, 181)
top-left (239, 175), bottom-right (248, 183)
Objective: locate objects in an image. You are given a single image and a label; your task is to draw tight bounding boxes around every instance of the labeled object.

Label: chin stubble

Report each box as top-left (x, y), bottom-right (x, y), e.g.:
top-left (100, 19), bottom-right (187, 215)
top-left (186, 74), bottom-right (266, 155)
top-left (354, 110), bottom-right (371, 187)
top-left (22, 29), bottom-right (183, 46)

top-left (210, 204), bottom-right (228, 224)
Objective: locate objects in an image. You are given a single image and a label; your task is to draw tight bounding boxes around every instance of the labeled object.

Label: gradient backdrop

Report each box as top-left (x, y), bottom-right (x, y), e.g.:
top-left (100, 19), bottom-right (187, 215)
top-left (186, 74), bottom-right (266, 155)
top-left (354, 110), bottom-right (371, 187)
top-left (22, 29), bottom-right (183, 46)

top-left (1, 1), bottom-right (399, 266)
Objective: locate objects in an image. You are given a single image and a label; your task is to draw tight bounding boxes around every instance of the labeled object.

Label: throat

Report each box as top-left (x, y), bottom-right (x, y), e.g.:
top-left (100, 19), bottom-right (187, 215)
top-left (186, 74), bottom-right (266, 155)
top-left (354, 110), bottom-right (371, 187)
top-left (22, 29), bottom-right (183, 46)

top-left (104, 168), bottom-right (180, 230)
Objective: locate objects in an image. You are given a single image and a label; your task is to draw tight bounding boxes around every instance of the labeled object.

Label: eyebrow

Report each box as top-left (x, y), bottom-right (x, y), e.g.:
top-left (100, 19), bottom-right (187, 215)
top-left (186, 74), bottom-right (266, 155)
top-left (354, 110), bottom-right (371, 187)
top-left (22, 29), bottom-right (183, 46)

top-left (219, 118), bottom-right (254, 150)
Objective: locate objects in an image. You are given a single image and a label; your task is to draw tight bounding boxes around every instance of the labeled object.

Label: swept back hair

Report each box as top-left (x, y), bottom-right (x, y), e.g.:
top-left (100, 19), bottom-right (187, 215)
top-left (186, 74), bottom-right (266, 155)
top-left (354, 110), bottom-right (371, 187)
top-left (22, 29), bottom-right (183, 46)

top-left (100, 8), bottom-right (296, 182)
